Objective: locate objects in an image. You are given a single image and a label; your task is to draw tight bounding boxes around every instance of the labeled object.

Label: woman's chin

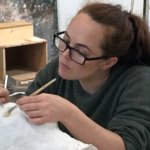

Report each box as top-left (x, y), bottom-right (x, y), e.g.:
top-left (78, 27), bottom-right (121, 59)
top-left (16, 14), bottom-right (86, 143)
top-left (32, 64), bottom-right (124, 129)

top-left (58, 69), bottom-right (69, 79)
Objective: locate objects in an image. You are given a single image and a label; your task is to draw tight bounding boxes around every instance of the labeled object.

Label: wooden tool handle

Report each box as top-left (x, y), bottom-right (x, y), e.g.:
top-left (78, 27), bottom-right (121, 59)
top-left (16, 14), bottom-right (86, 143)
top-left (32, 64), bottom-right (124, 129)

top-left (30, 78), bottom-right (56, 96)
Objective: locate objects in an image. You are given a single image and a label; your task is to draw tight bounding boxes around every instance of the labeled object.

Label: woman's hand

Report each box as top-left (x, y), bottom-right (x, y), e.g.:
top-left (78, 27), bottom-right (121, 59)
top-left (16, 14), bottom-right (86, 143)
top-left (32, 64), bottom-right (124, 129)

top-left (16, 93), bottom-right (75, 125)
top-left (0, 87), bottom-right (9, 103)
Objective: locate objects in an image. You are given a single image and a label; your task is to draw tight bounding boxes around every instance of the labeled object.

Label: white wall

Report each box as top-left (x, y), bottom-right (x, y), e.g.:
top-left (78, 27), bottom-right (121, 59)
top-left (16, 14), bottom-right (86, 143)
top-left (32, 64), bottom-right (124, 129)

top-left (57, 0), bottom-right (144, 31)
top-left (90, 0), bottom-right (144, 16)
top-left (57, 0), bottom-right (86, 31)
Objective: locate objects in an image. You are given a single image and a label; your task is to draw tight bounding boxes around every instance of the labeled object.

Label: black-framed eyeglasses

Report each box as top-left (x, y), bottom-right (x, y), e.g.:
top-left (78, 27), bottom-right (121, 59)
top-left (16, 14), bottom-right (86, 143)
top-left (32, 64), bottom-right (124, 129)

top-left (53, 31), bottom-right (109, 65)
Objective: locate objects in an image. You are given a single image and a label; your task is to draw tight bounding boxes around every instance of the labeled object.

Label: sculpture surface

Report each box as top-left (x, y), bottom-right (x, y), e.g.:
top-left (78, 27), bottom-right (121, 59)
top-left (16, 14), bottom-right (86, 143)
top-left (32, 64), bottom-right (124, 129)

top-left (0, 102), bottom-right (97, 150)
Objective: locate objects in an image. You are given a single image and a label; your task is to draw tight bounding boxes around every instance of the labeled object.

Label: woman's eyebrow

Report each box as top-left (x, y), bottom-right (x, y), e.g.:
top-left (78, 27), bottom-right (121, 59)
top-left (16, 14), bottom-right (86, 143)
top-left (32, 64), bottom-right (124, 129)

top-left (66, 31), bottom-right (91, 52)
top-left (65, 32), bottom-right (70, 40)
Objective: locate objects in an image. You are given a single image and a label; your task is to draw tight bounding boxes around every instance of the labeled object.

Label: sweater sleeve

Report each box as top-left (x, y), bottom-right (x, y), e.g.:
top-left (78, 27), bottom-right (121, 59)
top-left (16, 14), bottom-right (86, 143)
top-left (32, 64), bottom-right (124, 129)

top-left (25, 57), bottom-right (59, 95)
top-left (107, 67), bottom-right (150, 150)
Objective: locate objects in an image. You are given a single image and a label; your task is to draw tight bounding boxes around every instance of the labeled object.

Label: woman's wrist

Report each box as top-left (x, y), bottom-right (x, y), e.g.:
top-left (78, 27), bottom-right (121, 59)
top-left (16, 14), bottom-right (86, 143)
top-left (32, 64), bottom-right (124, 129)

top-left (61, 101), bottom-right (80, 126)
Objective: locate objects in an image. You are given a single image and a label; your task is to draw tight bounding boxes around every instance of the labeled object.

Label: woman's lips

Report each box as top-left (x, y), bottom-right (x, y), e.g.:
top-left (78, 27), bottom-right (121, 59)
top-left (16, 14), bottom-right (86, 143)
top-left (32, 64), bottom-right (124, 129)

top-left (60, 62), bottom-right (70, 70)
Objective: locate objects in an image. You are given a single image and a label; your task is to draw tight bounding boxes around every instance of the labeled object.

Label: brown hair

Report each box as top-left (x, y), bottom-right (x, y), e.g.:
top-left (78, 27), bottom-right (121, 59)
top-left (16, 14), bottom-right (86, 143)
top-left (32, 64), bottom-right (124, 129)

top-left (78, 3), bottom-right (150, 66)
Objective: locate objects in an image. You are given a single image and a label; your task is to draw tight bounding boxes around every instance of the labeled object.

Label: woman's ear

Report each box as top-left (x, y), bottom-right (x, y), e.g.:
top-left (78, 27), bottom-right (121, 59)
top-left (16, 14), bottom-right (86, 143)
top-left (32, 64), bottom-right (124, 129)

top-left (102, 57), bottom-right (118, 70)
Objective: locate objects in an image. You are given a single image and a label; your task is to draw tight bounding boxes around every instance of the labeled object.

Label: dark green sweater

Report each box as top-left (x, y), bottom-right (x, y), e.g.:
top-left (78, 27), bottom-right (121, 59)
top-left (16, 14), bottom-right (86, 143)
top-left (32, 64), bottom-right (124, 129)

top-left (26, 57), bottom-right (150, 150)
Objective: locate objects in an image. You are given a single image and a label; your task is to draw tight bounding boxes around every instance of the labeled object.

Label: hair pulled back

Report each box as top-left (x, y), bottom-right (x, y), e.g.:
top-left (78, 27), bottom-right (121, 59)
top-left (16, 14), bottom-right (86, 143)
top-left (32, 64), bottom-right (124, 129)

top-left (78, 3), bottom-right (150, 66)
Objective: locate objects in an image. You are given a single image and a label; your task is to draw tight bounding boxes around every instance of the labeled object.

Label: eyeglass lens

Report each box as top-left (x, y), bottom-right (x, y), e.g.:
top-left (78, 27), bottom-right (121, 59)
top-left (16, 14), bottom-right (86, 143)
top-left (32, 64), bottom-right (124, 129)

top-left (54, 36), bottom-right (85, 64)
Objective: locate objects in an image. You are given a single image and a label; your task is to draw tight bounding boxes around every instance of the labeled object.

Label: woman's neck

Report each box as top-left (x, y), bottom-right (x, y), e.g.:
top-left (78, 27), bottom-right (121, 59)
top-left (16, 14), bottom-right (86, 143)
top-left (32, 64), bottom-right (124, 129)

top-left (79, 71), bottom-right (109, 94)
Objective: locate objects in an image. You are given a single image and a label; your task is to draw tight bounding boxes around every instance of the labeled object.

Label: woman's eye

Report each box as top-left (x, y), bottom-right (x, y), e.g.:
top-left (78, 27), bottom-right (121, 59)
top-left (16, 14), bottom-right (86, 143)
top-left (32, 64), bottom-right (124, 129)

top-left (63, 38), bottom-right (70, 44)
top-left (62, 34), bottom-right (69, 43)
top-left (77, 48), bottom-right (89, 56)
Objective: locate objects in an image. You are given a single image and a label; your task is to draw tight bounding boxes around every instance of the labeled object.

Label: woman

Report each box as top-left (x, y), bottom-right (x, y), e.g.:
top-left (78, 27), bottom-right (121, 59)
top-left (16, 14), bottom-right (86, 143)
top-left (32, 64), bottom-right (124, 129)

top-left (1, 3), bottom-right (150, 150)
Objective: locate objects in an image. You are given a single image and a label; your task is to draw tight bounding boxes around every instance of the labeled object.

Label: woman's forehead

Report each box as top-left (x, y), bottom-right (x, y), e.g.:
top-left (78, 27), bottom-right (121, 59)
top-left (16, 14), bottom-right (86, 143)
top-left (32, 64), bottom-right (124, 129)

top-left (66, 13), bottom-right (106, 49)
top-left (68, 13), bottom-right (103, 33)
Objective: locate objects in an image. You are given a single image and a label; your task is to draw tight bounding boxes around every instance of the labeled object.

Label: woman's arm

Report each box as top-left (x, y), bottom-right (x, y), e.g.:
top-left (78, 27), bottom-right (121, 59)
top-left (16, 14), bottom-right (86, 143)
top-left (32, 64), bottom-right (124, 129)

top-left (62, 101), bottom-right (125, 150)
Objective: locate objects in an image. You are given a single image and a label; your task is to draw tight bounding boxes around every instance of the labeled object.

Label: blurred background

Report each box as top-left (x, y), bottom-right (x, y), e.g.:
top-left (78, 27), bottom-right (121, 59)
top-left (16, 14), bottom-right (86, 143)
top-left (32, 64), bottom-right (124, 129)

top-left (0, 0), bottom-right (149, 61)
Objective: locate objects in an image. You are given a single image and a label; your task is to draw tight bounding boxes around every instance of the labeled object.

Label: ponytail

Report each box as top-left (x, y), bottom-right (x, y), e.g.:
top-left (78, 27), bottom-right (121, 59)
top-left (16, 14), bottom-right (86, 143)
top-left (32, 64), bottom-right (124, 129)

top-left (121, 14), bottom-right (150, 66)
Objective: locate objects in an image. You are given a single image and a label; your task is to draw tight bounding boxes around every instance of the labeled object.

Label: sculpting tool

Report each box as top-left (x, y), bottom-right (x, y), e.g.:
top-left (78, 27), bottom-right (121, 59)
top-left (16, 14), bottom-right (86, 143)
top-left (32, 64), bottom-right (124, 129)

top-left (3, 78), bottom-right (56, 117)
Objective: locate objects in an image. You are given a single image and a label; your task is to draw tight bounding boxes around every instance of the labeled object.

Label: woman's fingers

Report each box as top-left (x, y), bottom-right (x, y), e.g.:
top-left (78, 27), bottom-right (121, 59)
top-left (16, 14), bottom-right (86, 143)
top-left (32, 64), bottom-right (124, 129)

top-left (26, 110), bottom-right (42, 118)
top-left (17, 96), bottom-right (41, 105)
top-left (0, 88), bottom-right (9, 103)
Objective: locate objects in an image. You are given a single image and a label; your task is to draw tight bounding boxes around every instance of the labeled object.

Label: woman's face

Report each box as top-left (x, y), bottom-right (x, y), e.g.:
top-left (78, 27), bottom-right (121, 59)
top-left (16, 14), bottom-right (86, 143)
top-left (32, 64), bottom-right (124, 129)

top-left (58, 13), bottom-right (107, 80)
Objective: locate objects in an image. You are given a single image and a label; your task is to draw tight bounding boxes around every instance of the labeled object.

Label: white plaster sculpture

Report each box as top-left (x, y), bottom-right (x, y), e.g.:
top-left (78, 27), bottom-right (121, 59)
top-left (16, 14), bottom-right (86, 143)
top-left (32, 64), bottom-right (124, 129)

top-left (0, 102), bottom-right (97, 150)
